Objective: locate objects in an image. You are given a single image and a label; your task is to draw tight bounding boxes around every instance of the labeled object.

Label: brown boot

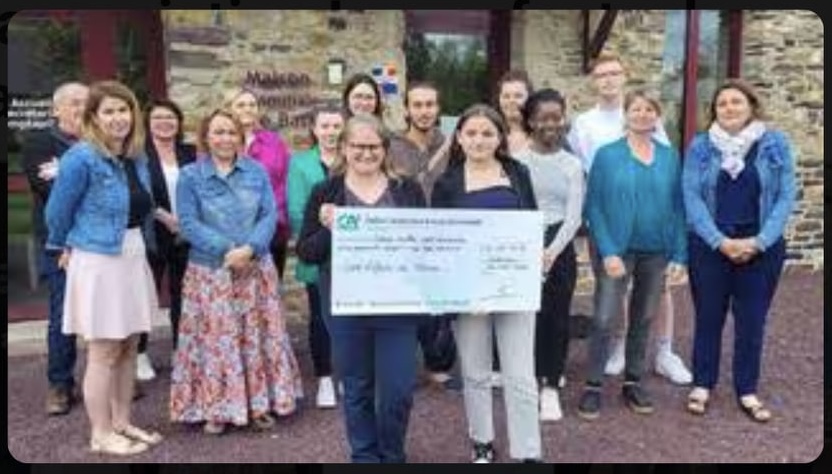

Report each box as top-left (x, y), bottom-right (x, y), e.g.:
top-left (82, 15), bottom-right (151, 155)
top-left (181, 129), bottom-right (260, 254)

top-left (46, 386), bottom-right (71, 416)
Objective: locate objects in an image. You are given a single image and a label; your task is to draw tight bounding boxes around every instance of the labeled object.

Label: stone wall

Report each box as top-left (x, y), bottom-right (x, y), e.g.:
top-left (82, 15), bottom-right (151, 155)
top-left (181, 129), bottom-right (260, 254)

top-left (741, 10), bottom-right (824, 269)
top-left (512, 10), bottom-right (823, 293)
top-left (162, 10), bottom-right (407, 149)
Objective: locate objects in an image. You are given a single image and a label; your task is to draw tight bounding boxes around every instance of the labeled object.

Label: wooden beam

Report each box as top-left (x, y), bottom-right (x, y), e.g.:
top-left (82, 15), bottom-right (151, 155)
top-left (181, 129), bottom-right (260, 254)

top-left (582, 10), bottom-right (591, 73)
top-left (584, 10), bottom-right (619, 73)
top-left (682, 10), bottom-right (701, 150)
top-left (78, 11), bottom-right (117, 82)
top-left (488, 10), bottom-right (512, 100)
top-left (727, 10), bottom-right (743, 78)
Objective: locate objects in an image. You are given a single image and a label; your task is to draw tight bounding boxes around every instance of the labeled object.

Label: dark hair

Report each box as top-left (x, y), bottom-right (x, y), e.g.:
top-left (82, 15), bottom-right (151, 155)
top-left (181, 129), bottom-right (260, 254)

top-left (342, 73), bottom-right (383, 118)
top-left (708, 78), bottom-right (765, 125)
top-left (494, 69), bottom-right (534, 115)
top-left (308, 104), bottom-right (347, 146)
top-left (521, 88), bottom-right (567, 134)
top-left (448, 104), bottom-right (511, 168)
top-left (404, 80), bottom-right (440, 107)
top-left (144, 98), bottom-right (185, 144)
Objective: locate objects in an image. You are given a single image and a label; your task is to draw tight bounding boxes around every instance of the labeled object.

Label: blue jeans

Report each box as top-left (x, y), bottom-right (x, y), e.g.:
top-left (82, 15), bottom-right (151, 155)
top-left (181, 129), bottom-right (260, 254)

top-left (587, 250), bottom-right (668, 385)
top-left (38, 245), bottom-right (76, 390)
top-left (320, 269), bottom-right (419, 463)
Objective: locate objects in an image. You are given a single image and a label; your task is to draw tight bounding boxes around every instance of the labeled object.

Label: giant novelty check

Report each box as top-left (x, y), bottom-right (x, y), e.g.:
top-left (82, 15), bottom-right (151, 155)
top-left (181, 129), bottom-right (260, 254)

top-left (331, 207), bottom-right (544, 315)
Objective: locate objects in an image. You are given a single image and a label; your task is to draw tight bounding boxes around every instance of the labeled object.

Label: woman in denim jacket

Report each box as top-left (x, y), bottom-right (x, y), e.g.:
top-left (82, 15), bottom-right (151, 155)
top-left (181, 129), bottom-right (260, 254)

top-left (682, 79), bottom-right (796, 422)
top-left (45, 80), bottom-right (162, 456)
top-left (169, 109), bottom-right (303, 435)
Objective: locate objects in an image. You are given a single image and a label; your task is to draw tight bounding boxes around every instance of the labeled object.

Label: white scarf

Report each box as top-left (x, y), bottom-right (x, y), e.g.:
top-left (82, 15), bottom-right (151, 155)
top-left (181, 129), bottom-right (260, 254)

top-left (708, 120), bottom-right (766, 180)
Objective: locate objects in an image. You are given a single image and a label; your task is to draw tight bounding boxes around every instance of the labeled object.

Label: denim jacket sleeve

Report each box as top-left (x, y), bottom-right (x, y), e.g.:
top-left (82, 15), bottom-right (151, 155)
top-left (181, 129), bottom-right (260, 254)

top-left (245, 167), bottom-right (278, 256)
top-left (583, 149), bottom-right (618, 259)
top-left (682, 136), bottom-right (726, 249)
top-left (176, 166), bottom-right (236, 257)
top-left (756, 131), bottom-right (797, 251)
top-left (44, 145), bottom-right (88, 251)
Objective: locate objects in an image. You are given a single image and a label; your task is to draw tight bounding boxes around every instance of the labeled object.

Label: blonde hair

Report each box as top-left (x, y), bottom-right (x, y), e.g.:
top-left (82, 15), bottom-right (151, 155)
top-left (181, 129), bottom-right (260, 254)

top-left (81, 80), bottom-right (144, 158)
top-left (624, 89), bottom-right (663, 116)
top-left (196, 108), bottom-right (245, 157)
top-left (223, 86), bottom-right (264, 127)
top-left (589, 51), bottom-right (626, 75)
top-left (333, 114), bottom-right (397, 178)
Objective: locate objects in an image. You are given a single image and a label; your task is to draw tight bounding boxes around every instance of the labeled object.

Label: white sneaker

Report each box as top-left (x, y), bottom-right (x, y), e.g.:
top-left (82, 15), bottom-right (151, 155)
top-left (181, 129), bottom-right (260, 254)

top-left (490, 372), bottom-right (502, 388)
top-left (655, 350), bottom-right (693, 385)
top-left (604, 340), bottom-right (626, 376)
top-left (558, 375), bottom-right (567, 389)
top-left (539, 387), bottom-right (563, 421)
top-left (135, 352), bottom-right (156, 381)
top-left (316, 376), bottom-right (337, 408)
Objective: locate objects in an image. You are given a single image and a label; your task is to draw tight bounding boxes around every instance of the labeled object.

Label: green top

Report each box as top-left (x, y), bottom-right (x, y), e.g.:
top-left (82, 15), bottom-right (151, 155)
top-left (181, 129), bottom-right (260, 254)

top-left (286, 146), bottom-right (328, 283)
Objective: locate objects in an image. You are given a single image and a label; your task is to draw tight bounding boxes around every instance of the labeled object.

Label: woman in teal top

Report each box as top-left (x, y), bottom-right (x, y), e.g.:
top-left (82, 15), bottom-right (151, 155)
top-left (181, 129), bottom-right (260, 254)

top-left (287, 105), bottom-right (345, 409)
top-left (577, 90), bottom-right (687, 420)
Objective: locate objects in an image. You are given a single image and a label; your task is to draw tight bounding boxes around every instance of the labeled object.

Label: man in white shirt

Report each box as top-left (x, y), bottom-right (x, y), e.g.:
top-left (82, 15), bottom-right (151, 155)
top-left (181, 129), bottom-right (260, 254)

top-left (567, 52), bottom-right (692, 386)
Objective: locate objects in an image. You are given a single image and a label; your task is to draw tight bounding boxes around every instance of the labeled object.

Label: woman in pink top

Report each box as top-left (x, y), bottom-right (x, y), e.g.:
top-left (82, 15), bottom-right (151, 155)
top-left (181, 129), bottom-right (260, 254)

top-left (225, 87), bottom-right (293, 278)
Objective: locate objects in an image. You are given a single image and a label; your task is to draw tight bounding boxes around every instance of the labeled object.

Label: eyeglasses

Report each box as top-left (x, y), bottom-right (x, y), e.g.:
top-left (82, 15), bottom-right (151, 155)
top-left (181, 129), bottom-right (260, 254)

top-left (347, 143), bottom-right (383, 153)
top-left (593, 70), bottom-right (624, 79)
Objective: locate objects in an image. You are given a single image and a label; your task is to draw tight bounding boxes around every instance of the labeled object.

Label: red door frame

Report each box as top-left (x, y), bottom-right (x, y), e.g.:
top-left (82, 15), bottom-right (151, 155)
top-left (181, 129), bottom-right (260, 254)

top-left (74, 10), bottom-right (167, 98)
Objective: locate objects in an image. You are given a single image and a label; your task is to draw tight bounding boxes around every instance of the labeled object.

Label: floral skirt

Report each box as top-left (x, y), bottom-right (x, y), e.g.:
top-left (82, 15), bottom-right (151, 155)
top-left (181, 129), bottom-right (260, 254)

top-left (170, 258), bottom-right (303, 426)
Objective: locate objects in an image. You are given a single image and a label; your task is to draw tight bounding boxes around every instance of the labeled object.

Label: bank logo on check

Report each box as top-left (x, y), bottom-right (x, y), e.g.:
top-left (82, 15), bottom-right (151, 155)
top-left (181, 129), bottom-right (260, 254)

top-left (337, 213), bottom-right (361, 231)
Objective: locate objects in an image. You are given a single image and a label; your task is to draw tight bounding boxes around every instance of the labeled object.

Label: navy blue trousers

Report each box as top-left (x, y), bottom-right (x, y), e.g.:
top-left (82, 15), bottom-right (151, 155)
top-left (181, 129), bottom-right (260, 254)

top-left (688, 234), bottom-right (785, 396)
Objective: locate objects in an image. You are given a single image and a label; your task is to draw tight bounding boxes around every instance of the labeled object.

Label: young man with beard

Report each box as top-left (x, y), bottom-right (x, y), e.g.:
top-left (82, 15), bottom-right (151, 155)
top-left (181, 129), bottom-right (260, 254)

top-left (388, 81), bottom-right (459, 390)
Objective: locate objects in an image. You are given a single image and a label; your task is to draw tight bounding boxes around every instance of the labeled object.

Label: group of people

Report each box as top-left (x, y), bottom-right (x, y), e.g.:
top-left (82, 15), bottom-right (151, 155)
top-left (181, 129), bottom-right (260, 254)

top-left (22, 50), bottom-right (795, 463)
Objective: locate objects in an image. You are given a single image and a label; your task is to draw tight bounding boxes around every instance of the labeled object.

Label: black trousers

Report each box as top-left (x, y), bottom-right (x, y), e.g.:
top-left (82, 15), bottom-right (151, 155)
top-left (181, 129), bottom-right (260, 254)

top-left (139, 242), bottom-right (189, 353)
top-left (535, 223), bottom-right (578, 386)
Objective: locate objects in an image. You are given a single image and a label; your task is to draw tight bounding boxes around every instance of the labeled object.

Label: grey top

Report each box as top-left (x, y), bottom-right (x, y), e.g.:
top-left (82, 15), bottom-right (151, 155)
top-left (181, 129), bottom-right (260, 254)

top-left (388, 130), bottom-right (448, 202)
top-left (345, 185), bottom-right (395, 208)
top-left (514, 147), bottom-right (585, 257)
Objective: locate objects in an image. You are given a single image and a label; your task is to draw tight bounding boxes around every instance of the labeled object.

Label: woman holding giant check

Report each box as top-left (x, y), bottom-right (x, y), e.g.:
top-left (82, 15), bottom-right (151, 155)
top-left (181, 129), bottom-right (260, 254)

top-left (296, 114), bottom-right (427, 463)
top-left (432, 104), bottom-right (542, 464)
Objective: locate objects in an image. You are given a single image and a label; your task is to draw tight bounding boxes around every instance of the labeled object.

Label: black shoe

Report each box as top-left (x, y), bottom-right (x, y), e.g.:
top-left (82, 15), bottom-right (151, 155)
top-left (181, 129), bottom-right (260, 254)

top-left (577, 386), bottom-right (601, 420)
top-left (471, 441), bottom-right (496, 463)
top-left (45, 386), bottom-right (71, 416)
top-left (622, 382), bottom-right (654, 414)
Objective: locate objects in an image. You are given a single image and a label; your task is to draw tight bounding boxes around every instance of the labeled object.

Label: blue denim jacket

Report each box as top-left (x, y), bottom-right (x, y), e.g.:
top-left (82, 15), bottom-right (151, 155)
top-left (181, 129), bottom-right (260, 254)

top-left (682, 129), bottom-right (797, 251)
top-left (45, 141), bottom-right (156, 255)
top-left (177, 156), bottom-right (277, 269)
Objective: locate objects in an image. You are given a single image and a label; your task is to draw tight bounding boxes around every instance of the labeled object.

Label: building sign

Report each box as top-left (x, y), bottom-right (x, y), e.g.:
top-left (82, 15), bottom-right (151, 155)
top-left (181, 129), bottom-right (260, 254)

top-left (244, 70), bottom-right (321, 131)
top-left (7, 95), bottom-right (53, 131)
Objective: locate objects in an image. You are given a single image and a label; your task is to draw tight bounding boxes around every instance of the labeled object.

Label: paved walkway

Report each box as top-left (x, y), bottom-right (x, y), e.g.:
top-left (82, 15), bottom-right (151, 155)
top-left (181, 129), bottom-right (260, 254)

top-left (6, 268), bottom-right (824, 463)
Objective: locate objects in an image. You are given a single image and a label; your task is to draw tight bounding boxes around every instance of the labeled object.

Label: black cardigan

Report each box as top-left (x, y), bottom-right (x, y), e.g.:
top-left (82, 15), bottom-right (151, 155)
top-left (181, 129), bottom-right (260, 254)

top-left (145, 140), bottom-right (197, 256)
top-left (430, 157), bottom-right (538, 211)
top-left (296, 174), bottom-right (427, 266)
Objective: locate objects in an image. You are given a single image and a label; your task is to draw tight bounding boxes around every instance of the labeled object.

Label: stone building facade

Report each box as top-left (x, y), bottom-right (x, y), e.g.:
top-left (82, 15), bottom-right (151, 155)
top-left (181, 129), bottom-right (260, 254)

top-left (161, 10), bottom-right (822, 290)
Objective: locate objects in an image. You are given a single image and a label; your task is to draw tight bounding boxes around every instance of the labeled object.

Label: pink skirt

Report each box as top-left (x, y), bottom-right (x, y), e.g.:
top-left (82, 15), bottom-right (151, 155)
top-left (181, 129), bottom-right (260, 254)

top-left (62, 228), bottom-right (157, 340)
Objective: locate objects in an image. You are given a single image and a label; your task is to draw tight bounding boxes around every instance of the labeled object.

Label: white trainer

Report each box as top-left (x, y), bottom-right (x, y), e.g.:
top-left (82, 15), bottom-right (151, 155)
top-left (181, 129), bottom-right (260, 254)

top-left (604, 339), bottom-right (626, 376)
top-left (655, 350), bottom-right (693, 385)
top-left (316, 376), bottom-right (337, 408)
top-left (135, 352), bottom-right (157, 382)
top-left (539, 387), bottom-right (563, 421)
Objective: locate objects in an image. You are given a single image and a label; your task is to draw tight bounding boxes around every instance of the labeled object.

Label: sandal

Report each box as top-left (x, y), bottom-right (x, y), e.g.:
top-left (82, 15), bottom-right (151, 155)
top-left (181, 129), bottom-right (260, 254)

top-left (203, 421), bottom-right (226, 435)
top-left (251, 413), bottom-right (275, 431)
top-left (738, 395), bottom-right (772, 423)
top-left (116, 424), bottom-right (164, 445)
top-left (686, 387), bottom-right (710, 415)
top-left (90, 432), bottom-right (149, 455)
